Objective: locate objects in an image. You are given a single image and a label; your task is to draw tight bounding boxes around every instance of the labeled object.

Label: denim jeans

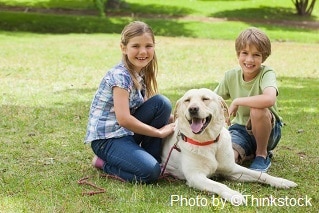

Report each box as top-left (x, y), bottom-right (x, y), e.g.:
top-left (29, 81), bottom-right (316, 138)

top-left (91, 94), bottom-right (172, 183)
top-left (229, 120), bottom-right (282, 160)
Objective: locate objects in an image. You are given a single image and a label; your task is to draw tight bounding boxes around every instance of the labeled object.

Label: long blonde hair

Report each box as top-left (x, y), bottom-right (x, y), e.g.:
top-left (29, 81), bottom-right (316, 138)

top-left (120, 21), bottom-right (158, 98)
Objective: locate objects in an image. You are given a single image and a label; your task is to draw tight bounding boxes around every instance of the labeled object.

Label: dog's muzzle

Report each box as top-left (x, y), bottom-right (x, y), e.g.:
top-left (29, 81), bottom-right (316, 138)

top-left (187, 114), bottom-right (212, 134)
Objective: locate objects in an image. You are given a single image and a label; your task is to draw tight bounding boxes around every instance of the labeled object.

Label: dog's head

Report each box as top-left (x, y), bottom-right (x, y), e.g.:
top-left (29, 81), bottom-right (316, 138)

top-left (174, 88), bottom-right (228, 141)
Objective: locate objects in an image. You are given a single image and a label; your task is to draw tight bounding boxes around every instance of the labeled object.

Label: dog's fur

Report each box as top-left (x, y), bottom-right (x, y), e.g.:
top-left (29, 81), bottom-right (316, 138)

top-left (161, 88), bottom-right (297, 205)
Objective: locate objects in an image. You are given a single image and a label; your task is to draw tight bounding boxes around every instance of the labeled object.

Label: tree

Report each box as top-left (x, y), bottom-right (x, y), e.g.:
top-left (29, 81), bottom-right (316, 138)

top-left (94, 0), bottom-right (125, 17)
top-left (292, 0), bottom-right (317, 16)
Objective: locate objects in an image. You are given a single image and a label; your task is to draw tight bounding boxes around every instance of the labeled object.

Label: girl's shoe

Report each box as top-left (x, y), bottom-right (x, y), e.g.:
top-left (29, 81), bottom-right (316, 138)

top-left (92, 155), bottom-right (105, 170)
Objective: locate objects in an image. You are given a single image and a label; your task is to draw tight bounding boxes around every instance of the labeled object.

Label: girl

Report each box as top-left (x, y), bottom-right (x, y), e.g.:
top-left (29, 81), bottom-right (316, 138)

top-left (85, 21), bottom-right (175, 183)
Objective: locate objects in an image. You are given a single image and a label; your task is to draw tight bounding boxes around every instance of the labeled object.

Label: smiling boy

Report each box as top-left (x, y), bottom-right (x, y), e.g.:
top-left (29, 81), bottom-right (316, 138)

top-left (214, 27), bottom-right (282, 172)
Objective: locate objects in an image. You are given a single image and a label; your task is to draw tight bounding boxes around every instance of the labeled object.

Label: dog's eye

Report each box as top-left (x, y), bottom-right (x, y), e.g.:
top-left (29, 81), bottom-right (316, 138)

top-left (184, 98), bottom-right (190, 103)
top-left (202, 97), bottom-right (210, 101)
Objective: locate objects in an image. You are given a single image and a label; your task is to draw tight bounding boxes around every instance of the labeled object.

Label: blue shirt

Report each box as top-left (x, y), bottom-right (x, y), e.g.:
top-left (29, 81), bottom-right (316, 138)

top-left (85, 62), bottom-right (145, 143)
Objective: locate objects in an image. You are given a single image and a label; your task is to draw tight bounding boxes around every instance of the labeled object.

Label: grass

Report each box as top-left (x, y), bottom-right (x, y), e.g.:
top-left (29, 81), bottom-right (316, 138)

top-left (0, 0), bottom-right (319, 212)
top-left (1, 0), bottom-right (318, 21)
top-left (0, 0), bottom-right (319, 42)
top-left (1, 33), bottom-right (319, 213)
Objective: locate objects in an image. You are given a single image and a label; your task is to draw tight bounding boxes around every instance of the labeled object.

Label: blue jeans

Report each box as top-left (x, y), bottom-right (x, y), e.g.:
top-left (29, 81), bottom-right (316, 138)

top-left (91, 94), bottom-right (172, 183)
top-left (229, 120), bottom-right (282, 160)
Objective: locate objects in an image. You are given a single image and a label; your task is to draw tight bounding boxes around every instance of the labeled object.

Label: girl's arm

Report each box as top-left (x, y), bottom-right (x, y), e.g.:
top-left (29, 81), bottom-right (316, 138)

top-left (113, 86), bottom-right (174, 138)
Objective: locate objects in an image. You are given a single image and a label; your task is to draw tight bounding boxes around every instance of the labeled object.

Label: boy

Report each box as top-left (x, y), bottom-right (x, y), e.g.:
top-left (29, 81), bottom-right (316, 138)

top-left (214, 27), bottom-right (282, 172)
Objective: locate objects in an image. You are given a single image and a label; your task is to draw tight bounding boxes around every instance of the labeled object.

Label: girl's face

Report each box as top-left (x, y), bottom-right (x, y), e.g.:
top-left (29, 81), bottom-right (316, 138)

top-left (121, 33), bottom-right (155, 73)
top-left (238, 44), bottom-right (263, 81)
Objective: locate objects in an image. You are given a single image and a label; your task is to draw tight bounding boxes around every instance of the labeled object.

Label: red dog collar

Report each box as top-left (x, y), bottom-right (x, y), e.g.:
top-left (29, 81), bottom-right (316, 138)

top-left (181, 133), bottom-right (220, 146)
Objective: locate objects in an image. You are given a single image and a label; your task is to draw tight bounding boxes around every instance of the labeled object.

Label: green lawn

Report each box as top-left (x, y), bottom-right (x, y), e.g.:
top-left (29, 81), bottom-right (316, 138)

top-left (0, 0), bottom-right (318, 42)
top-left (0, 0), bottom-right (319, 212)
top-left (1, 0), bottom-right (319, 21)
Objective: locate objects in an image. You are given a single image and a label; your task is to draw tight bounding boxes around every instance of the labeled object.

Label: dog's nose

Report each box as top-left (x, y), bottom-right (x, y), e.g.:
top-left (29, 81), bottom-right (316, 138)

top-left (188, 106), bottom-right (199, 115)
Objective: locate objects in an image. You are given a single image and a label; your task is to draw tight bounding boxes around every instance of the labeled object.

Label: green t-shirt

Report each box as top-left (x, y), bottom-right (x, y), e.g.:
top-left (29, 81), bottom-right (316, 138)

top-left (214, 65), bottom-right (281, 126)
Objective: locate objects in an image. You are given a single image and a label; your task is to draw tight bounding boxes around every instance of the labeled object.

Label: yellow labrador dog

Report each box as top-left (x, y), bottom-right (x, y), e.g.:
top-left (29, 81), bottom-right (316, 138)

top-left (161, 88), bottom-right (297, 205)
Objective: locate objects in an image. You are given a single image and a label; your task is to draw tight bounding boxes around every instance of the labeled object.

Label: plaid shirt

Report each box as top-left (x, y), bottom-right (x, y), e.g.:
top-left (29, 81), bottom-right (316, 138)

top-left (85, 62), bottom-right (145, 143)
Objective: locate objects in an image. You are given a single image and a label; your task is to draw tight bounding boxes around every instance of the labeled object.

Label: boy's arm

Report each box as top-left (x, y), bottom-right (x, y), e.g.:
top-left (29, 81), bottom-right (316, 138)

top-left (228, 87), bottom-right (277, 116)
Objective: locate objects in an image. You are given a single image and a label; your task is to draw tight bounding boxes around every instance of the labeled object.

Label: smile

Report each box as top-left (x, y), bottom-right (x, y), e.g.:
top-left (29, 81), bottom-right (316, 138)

top-left (244, 63), bottom-right (255, 68)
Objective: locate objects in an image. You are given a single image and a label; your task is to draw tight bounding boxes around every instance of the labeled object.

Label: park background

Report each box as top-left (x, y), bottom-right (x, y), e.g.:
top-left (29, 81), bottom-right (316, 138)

top-left (1, 0), bottom-right (318, 212)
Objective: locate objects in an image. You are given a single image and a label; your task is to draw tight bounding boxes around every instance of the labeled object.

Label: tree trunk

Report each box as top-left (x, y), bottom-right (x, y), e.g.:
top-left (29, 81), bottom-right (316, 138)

top-left (292, 0), bottom-right (317, 16)
top-left (106, 0), bottom-right (121, 9)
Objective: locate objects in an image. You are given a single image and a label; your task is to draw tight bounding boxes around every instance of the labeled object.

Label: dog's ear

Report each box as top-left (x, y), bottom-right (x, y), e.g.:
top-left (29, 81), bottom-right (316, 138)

top-left (173, 98), bottom-right (181, 121)
top-left (218, 96), bottom-right (230, 126)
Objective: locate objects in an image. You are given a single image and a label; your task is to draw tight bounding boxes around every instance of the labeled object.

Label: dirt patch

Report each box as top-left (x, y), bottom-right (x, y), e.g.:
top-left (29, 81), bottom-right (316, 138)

top-left (0, 5), bottom-right (99, 16)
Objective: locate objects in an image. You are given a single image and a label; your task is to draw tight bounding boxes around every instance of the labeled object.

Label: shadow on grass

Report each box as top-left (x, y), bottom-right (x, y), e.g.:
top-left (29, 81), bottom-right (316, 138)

top-left (0, 1), bottom-right (195, 35)
top-left (120, 2), bottom-right (194, 17)
top-left (0, 11), bottom-right (196, 36)
top-left (1, 1), bottom-right (318, 36)
top-left (211, 6), bottom-right (317, 21)
top-left (0, 1), bottom-right (195, 16)
top-left (210, 6), bottom-right (319, 30)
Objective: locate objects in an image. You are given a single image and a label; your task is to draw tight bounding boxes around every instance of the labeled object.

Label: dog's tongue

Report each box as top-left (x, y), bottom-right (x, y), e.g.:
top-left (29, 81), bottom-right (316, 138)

top-left (191, 118), bottom-right (204, 133)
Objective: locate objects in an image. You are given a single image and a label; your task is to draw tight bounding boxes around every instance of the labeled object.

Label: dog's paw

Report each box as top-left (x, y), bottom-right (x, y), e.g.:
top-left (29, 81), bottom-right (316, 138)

top-left (280, 179), bottom-right (298, 188)
top-left (221, 190), bottom-right (246, 206)
top-left (272, 178), bottom-right (298, 189)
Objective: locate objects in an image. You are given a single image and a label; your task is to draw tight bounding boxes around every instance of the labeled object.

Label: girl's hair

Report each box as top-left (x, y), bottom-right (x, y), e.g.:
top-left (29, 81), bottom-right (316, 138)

top-left (120, 21), bottom-right (158, 98)
top-left (235, 27), bottom-right (271, 62)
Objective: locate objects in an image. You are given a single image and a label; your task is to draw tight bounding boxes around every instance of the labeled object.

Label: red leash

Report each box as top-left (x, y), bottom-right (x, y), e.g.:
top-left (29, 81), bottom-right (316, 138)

top-left (78, 176), bottom-right (106, 196)
top-left (160, 132), bottom-right (181, 176)
top-left (79, 132), bottom-right (182, 195)
top-left (78, 174), bottom-right (125, 196)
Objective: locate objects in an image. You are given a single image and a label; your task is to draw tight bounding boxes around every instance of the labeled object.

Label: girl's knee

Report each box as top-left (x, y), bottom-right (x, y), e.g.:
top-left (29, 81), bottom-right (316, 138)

top-left (153, 94), bottom-right (172, 111)
top-left (141, 162), bottom-right (161, 183)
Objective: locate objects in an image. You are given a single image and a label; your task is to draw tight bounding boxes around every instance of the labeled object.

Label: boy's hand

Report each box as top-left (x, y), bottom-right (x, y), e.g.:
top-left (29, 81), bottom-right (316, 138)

top-left (228, 101), bottom-right (239, 118)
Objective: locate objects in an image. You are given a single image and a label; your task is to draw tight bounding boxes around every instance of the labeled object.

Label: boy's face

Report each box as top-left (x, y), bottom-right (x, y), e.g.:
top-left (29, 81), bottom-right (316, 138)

top-left (237, 44), bottom-right (263, 81)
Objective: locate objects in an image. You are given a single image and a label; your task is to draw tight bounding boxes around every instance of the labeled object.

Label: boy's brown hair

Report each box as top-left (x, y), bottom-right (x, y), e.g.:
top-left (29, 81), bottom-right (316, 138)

top-left (235, 27), bottom-right (271, 62)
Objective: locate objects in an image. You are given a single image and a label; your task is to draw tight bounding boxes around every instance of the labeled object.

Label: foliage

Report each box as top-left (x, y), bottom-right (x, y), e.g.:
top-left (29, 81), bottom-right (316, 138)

top-left (292, 0), bottom-right (317, 16)
top-left (0, 11), bottom-right (318, 42)
top-left (93, 0), bottom-right (127, 17)
top-left (94, 0), bottom-right (107, 17)
top-left (0, 1), bottom-right (318, 38)
top-left (0, 0), bottom-right (319, 20)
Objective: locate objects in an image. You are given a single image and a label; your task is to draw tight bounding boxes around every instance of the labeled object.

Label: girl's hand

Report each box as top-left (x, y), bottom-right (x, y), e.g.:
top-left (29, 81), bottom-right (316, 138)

top-left (158, 123), bottom-right (175, 138)
top-left (113, 87), bottom-right (175, 138)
